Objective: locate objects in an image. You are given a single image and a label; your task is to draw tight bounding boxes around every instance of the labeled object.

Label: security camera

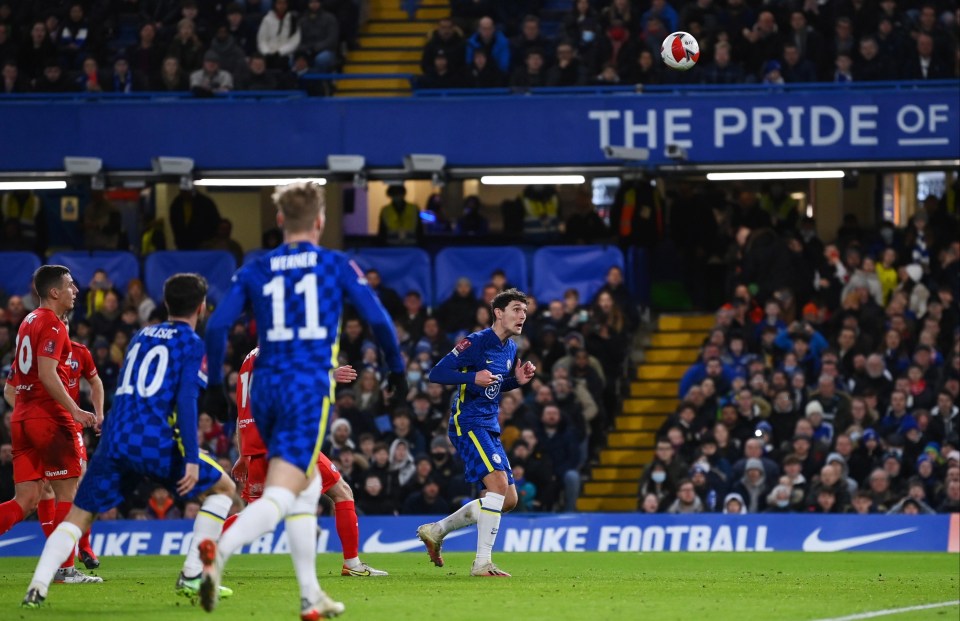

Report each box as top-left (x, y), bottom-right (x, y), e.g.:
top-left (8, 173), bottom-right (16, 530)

top-left (327, 155), bottom-right (365, 173)
top-left (665, 144), bottom-right (688, 161)
top-left (602, 146), bottom-right (650, 161)
top-left (352, 171), bottom-right (368, 189)
top-left (152, 157), bottom-right (195, 176)
top-left (64, 157), bottom-right (103, 175)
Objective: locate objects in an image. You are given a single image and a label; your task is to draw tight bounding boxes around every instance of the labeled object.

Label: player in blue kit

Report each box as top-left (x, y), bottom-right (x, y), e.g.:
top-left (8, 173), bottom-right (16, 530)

top-left (417, 288), bottom-right (536, 577)
top-left (22, 273), bottom-right (238, 608)
top-left (200, 182), bottom-right (405, 620)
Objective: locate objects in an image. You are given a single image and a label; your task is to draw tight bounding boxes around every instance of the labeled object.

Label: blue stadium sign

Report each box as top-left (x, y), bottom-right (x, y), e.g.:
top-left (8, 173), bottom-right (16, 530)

top-left (0, 84), bottom-right (956, 170)
top-left (1, 514), bottom-right (955, 556)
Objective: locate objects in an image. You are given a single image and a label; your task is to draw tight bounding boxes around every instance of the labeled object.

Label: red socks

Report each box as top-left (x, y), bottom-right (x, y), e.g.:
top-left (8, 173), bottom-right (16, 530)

top-left (37, 498), bottom-right (56, 537)
top-left (78, 527), bottom-right (94, 556)
top-left (335, 500), bottom-right (359, 561)
top-left (0, 499), bottom-right (25, 536)
top-left (222, 513), bottom-right (239, 533)
top-left (55, 502), bottom-right (76, 569)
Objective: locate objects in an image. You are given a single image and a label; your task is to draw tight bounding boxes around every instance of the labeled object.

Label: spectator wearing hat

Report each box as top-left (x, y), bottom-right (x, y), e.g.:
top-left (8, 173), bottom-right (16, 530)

top-left (322, 418), bottom-right (356, 460)
top-left (730, 457), bottom-right (769, 513)
top-left (418, 48), bottom-right (464, 89)
top-left (378, 184), bottom-right (422, 246)
top-left (731, 437), bottom-right (780, 489)
top-left (190, 49), bottom-right (233, 93)
top-left (722, 492), bottom-right (748, 514)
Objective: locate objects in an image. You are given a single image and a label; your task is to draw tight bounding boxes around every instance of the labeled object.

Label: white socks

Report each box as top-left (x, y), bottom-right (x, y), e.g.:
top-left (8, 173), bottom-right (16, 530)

top-left (182, 494), bottom-right (233, 577)
top-left (438, 499), bottom-right (480, 536)
top-left (218, 486), bottom-right (295, 562)
top-left (285, 475), bottom-right (322, 602)
top-left (28, 521), bottom-right (82, 597)
top-left (475, 493), bottom-right (504, 564)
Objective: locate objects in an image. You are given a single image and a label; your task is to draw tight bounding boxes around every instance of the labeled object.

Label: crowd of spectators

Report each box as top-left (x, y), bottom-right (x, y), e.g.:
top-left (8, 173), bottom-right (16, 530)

top-left (0, 0), bottom-right (352, 96)
top-left (418, 0), bottom-right (958, 89)
top-left (0, 187), bottom-right (639, 518)
top-left (639, 189), bottom-right (960, 515)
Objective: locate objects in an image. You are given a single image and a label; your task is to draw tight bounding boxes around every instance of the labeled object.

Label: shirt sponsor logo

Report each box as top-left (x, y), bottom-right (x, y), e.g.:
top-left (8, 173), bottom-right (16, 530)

top-left (44, 469), bottom-right (68, 477)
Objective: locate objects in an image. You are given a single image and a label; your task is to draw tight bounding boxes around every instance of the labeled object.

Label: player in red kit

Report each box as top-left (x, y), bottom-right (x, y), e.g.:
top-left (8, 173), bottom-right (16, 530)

top-left (223, 347), bottom-right (388, 577)
top-left (0, 266), bottom-right (99, 584)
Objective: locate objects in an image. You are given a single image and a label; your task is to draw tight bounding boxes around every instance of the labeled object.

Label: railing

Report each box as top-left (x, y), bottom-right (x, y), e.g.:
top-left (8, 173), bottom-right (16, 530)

top-left (1, 78), bottom-right (954, 103)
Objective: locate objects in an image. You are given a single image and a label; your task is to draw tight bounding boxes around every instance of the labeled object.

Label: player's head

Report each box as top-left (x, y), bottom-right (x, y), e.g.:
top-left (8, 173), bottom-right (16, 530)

top-left (491, 288), bottom-right (528, 336)
top-left (273, 181), bottom-right (325, 239)
top-left (33, 265), bottom-right (78, 312)
top-left (163, 273), bottom-right (208, 320)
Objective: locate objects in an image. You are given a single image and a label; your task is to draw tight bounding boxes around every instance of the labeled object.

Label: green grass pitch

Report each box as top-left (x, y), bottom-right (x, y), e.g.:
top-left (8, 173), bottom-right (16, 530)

top-left (0, 552), bottom-right (957, 621)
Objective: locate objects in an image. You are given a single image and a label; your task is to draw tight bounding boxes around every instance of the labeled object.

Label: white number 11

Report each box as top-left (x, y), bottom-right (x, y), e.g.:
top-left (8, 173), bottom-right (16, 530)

top-left (262, 273), bottom-right (328, 342)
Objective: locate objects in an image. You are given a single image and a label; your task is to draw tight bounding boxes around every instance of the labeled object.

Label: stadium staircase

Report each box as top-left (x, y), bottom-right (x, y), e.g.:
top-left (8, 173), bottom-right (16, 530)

top-left (336, 1), bottom-right (447, 97)
top-left (575, 314), bottom-right (715, 512)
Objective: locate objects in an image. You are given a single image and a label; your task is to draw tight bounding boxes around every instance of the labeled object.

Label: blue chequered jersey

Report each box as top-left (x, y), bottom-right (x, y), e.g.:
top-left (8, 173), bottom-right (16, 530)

top-left (205, 242), bottom-right (404, 391)
top-left (99, 321), bottom-right (206, 465)
top-left (432, 328), bottom-right (518, 436)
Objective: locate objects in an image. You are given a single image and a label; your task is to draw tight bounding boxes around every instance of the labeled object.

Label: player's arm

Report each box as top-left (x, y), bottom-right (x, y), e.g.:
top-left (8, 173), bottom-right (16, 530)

top-left (3, 381), bottom-right (15, 408)
top-left (500, 357), bottom-right (536, 391)
top-left (38, 357), bottom-right (95, 426)
top-left (204, 274), bottom-right (249, 387)
top-left (176, 346), bottom-right (204, 467)
top-left (428, 337), bottom-right (498, 387)
top-left (88, 374), bottom-right (105, 431)
top-left (339, 259), bottom-right (405, 375)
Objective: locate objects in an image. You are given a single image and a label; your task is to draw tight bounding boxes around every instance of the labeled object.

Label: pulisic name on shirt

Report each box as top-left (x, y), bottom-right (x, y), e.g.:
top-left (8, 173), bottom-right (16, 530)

top-left (141, 325), bottom-right (178, 340)
top-left (270, 251), bottom-right (318, 272)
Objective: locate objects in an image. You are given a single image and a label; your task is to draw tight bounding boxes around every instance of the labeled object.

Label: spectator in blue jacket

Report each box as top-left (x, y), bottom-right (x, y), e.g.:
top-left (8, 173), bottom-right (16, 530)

top-left (466, 16), bottom-right (511, 74)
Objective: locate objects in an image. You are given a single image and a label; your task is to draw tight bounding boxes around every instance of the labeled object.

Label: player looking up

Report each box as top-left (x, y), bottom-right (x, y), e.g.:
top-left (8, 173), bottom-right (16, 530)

top-left (418, 288), bottom-right (536, 577)
top-left (224, 348), bottom-right (387, 577)
top-left (200, 181), bottom-right (406, 619)
top-left (21, 273), bottom-right (238, 607)
top-left (0, 266), bottom-right (99, 584)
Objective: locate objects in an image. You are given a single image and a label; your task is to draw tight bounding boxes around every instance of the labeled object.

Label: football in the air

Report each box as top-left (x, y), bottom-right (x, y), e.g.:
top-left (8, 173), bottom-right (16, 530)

top-left (660, 31), bottom-right (700, 71)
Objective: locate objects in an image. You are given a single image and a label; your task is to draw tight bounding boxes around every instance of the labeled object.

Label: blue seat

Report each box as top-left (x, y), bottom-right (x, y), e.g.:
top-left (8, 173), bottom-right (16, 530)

top-left (346, 248), bottom-right (432, 305)
top-left (0, 252), bottom-right (41, 298)
top-left (532, 245), bottom-right (624, 304)
top-left (434, 246), bottom-right (528, 306)
top-left (144, 251), bottom-right (237, 306)
top-left (48, 251), bottom-right (140, 295)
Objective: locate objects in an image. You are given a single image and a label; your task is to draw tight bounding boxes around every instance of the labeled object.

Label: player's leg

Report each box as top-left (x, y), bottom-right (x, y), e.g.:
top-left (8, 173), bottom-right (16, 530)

top-left (471, 431), bottom-right (514, 577)
top-left (46, 421), bottom-right (86, 579)
top-left (0, 480), bottom-right (42, 535)
top-left (178, 456), bottom-right (236, 598)
top-left (21, 454), bottom-right (121, 606)
top-left (48, 476), bottom-right (83, 576)
top-left (36, 482), bottom-right (56, 537)
top-left (284, 471), bottom-right (344, 620)
top-left (22, 504), bottom-right (97, 607)
top-left (75, 438), bottom-right (99, 569)
top-left (1, 420), bottom-right (47, 535)
top-left (324, 476), bottom-right (387, 576)
top-left (222, 454), bottom-right (267, 533)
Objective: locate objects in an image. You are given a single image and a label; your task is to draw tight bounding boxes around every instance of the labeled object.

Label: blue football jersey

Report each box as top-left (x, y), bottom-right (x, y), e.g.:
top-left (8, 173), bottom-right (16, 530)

top-left (431, 328), bottom-right (518, 435)
top-left (100, 321), bottom-right (207, 464)
top-left (206, 242), bottom-right (404, 389)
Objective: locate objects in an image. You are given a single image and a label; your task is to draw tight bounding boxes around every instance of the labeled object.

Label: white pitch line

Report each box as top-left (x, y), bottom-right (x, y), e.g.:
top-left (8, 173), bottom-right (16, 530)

top-left (812, 600), bottom-right (960, 621)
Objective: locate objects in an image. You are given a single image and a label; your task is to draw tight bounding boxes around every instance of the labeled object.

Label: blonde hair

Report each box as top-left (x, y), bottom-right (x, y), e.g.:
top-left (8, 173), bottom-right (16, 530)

top-left (273, 182), bottom-right (325, 233)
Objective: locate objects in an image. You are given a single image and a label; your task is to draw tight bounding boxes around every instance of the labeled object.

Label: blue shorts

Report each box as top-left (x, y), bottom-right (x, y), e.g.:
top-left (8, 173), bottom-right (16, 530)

top-left (74, 449), bottom-right (225, 515)
top-left (449, 428), bottom-right (514, 487)
top-left (251, 379), bottom-right (331, 476)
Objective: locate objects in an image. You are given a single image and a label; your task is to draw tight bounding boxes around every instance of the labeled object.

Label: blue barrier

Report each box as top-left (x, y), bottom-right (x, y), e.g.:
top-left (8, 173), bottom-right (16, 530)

top-left (144, 251), bottom-right (236, 306)
top-left (346, 247), bottom-right (432, 303)
top-left (532, 246), bottom-right (624, 304)
top-left (1, 513), bottom-right (954, 556)
top-left (48, 251), bottom-right (140, 295)
top-left (0, 252), bottom-right (41, 298)
top-left (243, 249), bottom-right (268, 266)
top-left (434, 247), bottom-right (529, 306)
top-left (1, 82), bottom-right (955, 170)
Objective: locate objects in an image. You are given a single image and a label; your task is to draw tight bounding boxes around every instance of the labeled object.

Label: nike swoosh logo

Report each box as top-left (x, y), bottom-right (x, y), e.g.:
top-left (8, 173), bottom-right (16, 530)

top-left (802, 527), bottom-right (917, 552)
top-left (485, 360), bottom-right (493, 364)
top-left (362, 529), bottom-right (470, 553)
top-left (0, 535), bottom-right (35, 549)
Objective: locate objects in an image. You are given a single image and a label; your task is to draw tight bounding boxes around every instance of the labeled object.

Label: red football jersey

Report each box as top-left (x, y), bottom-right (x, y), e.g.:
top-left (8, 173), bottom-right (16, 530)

top-left (11, 308), bottom-right (73, 423)
top-left (66, 341), bottom-right (98, 403)
top-left (236, 347), bottom-right (267, 457)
